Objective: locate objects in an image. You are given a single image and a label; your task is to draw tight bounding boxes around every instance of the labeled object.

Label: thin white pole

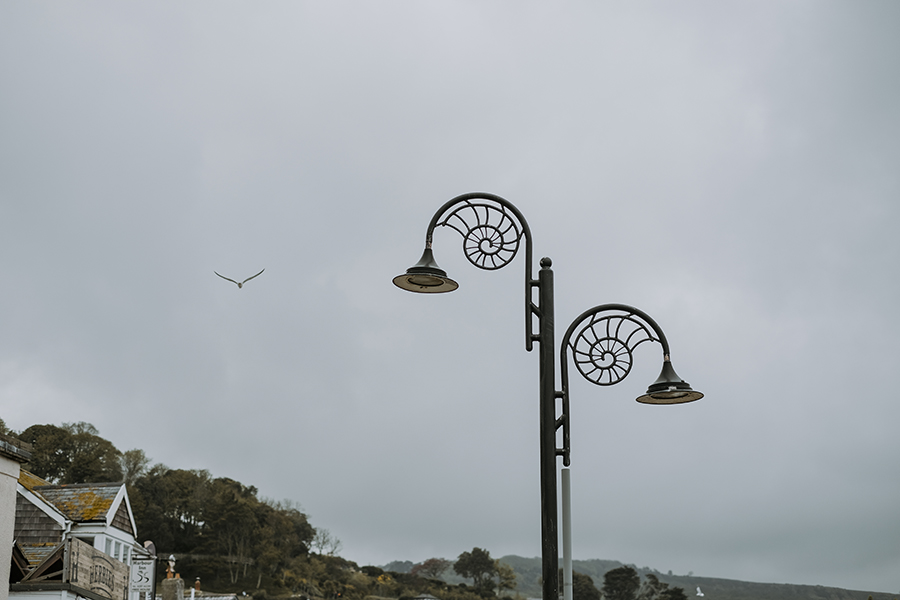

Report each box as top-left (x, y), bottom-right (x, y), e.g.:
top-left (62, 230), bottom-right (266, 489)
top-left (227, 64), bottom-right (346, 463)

top-left (562, 468), bottom-right (572, 600)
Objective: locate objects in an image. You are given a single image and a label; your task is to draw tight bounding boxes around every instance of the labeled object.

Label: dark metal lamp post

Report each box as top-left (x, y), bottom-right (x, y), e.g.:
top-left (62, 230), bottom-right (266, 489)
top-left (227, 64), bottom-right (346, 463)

top-left (393, 192), bottom-right (703, 600)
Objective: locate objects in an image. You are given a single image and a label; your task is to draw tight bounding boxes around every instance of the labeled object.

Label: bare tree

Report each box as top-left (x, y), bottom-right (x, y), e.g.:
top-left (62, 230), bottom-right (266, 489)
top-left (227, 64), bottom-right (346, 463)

top-left (311, 528), bottom-right (342, 556)
top-left (411, 558), bottom-right (452, 579)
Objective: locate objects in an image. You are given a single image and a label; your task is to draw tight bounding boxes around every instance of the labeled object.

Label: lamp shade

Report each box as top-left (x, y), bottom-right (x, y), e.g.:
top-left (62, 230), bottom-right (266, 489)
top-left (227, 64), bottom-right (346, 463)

top-left (636, 359), bottom-right (703, 405)
top-left (392, 248), bottom-right (459, 293)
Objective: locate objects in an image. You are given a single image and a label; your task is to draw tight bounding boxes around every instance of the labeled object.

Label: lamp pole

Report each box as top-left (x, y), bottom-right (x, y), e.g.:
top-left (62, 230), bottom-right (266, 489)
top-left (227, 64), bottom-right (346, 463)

top-left (393, 192), bottom-right (702, 600)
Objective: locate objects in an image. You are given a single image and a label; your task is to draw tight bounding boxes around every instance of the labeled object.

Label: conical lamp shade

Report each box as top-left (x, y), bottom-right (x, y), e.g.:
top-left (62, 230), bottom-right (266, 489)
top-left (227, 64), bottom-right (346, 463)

top-left (636, 360), bottom-right (704, 405)
top-left (392, 248), bottom-right (459, 293)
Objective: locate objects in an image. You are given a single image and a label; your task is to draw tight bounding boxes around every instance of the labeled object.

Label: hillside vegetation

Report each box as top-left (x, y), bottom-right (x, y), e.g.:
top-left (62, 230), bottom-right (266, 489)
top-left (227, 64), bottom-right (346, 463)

top-left (5, 420), bottom-right (896, 600)
top-left (497, 557), bottom-right (897, 600)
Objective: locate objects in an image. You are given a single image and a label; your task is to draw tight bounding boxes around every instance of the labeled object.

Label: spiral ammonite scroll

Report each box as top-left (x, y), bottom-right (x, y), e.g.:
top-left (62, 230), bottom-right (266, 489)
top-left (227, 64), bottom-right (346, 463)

top-left (568, 309), bottom-right (660, 386)
top-left (437, 200), bottom-right (523, 270)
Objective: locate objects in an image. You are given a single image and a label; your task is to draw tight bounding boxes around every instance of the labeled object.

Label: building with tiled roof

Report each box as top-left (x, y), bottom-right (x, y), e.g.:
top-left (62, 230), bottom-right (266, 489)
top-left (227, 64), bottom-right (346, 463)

top-left (9, 471), bottom-right (156, 600)
top-left (33, 482), bottom-right (123, 523)
top-left (2, 433), bottom-right (32, 600)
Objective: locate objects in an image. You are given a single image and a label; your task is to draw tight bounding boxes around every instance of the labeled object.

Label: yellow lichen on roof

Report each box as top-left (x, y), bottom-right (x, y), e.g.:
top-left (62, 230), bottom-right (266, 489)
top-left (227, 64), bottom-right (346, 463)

top-left (53, 489), bottom-right (113, 521)
top-left (20, 542), bottom-right (63, 566)
top-left (18, 470), bottom-right (51, 491)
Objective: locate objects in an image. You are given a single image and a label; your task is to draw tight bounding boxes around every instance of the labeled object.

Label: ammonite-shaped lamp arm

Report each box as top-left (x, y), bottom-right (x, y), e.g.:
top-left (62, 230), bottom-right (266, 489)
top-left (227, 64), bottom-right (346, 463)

top-left (392, 192), bottom-right (539, 351)
top-left (556, 304), bottom-right (704, 465)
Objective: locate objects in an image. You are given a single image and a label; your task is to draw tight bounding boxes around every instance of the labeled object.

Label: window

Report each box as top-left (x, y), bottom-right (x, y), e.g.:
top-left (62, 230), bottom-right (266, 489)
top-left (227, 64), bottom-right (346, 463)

top-left (115, 541), bottom-right (121, 560)
top-left (105, 538), bottom-right (112, 555)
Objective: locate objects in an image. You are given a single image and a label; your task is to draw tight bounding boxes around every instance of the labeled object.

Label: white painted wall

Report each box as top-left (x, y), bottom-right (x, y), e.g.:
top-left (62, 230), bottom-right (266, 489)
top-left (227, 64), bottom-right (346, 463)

top-left (9, 589), bottom-right (69, 600)
top-left (1, 456), bottom-right (22, 600)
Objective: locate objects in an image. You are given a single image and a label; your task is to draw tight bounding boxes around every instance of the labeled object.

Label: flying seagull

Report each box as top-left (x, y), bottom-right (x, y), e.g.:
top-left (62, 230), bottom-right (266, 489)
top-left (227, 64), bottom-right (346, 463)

top-left (215, 269), bottom-right (265, 288)
top-left (696, 587), bottom-right (704, 597)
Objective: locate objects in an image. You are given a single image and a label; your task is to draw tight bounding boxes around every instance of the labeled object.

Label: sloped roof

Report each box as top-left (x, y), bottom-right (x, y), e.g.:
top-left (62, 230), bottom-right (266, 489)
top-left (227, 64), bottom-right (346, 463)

top-left (20, 541), bottom-right (66, 583)
top-left (11, 541), bottom-right (32, 581)
top-left (32, 482), bottom-right (123, 522)
top-left (19, 542), bottom-right (61, 567)
top-left (18, 470), bottom-right (52, 492)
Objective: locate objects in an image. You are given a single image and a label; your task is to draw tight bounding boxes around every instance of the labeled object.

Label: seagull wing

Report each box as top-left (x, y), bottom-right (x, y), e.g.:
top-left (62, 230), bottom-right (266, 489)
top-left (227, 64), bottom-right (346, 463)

top-left (241, 268), bottom-right (265, 285)
top-left (215, 271), bottom-right (241, 286)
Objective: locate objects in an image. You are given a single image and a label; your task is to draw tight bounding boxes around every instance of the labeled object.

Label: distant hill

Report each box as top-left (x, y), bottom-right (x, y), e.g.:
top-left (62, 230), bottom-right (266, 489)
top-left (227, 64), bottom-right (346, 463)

top-left (494, 556), bottom-right (898, 600)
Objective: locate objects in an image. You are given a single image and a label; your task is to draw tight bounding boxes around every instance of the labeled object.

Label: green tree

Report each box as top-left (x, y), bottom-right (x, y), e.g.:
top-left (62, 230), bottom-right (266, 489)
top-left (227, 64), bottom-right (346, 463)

top-left (454, 548), bottom-right (496, 590)
top-left (129, 465), bottom-right (212, 551)
top-left (254, 503), bottom-right (284, 588)
top-left (253, 499), bottom-right (314, 588)
top-left (121, 448), bottom-right (151, 485)
top-left (204, 477), bottom-right (261, 583)
top-left (637, 574), bottom-right (669, 600)
top-left (19, 422), bottom-right (123, 484)
top-left (635, 573), bottom-right (687, 600)
top-left (494, 561), bottom-right (517, 597)
top-left (19, 424), bottom-right (74, 482)
top-left (601, 566), bottom-right (640, 600)
top-left (571, 571), bottom-right (600, 600)
top-left (558, 569), bottom-right (601, 600)
top-left (658, 588), bottom-right (688, 600)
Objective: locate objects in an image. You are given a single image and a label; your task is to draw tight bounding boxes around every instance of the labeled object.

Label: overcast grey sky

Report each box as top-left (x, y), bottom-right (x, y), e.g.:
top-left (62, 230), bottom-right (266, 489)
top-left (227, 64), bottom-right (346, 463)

top-left (2, 1), bottom-right (899, 594)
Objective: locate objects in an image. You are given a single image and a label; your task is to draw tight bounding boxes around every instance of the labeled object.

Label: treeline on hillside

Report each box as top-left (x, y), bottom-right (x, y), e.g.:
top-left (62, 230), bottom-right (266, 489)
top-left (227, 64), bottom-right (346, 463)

top-left (4, 421), bottom-right (516, 600)
top-left (7, 421), bottom-right (326, 593)
top-left (4, 421), bottom-right (691, 600)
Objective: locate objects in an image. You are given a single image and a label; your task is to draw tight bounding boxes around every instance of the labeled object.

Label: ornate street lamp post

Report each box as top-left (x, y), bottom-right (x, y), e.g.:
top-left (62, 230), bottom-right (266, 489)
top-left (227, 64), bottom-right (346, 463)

top-left (393, 192), bottom-right (702, 600)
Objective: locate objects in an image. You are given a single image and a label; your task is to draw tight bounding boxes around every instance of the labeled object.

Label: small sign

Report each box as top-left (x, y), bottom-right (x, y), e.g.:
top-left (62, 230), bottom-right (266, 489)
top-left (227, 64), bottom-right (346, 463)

top-left (131, 559), bottom-right (155, 593)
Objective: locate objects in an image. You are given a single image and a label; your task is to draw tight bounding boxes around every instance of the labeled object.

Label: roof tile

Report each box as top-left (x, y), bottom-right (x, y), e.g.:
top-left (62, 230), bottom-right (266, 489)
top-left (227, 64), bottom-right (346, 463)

top-left (33, 483), bottom-right (122, 522)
